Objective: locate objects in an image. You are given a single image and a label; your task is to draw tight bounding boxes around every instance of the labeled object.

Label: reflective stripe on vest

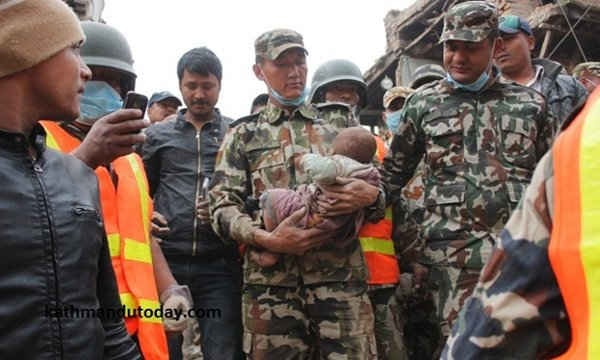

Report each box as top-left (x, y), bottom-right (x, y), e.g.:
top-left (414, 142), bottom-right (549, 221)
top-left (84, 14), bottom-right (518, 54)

top-left (360, 137), bottom-right (400, 285)
top-left (40, 121), bottom-right (168, 360)
top-left (359, 207), bottom-right (400, 285)
top-left (549, 88), bottom-right (600, 359)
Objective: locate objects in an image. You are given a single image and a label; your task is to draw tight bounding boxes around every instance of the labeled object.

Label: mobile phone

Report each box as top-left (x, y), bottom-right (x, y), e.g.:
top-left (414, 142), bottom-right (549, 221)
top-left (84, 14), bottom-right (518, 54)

top-left (122, 91), bottom-right (148, 117)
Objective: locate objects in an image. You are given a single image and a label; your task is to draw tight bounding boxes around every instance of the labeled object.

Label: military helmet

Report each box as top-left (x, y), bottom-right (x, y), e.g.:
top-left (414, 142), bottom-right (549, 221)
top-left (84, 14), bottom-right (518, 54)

top-left (409, 64), bottom-right (445, 89)
top-left (572, 62), bottom-right (600, 78)
top-left (440, 1), bottom-right (498, 43)
top-left (383, 86), bottom-right (414, 109)
top-left (309, 59), bottom-right (367, 108)
top-left (80, 21), bottom-right (136, 94)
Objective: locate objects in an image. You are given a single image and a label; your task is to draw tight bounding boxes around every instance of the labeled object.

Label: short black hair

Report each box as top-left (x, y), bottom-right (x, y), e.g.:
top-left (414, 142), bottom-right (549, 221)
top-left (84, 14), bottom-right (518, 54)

top-left (177, 47), bottom-right (222, 82)
top-left (250, 93), bottom-right (269, 113)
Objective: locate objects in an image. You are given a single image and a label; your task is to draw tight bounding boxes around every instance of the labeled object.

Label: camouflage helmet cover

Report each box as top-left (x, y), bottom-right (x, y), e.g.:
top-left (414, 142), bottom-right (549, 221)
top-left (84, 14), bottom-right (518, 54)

top-left (309, 59), bottom-right (367, 106)
top-left (383, 86), bottom-right (414, 109)
top-left (255, 28), bottom-right (307, 61)
top-left (440, 1), bottom-right (498, 43)
top-left (409, 63), bottom-right (446, 89)
top-left (572, 62), bottom-right (600, 78)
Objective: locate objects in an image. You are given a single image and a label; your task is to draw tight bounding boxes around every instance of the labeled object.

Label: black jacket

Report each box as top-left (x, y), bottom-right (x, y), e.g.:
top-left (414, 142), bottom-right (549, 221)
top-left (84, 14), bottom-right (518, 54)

top-left (0, 126), bottom-right (139, 359)
top-left (533, 58), bottom-right (588, 128)
top-left (141, 109), bottom-right (235, 258)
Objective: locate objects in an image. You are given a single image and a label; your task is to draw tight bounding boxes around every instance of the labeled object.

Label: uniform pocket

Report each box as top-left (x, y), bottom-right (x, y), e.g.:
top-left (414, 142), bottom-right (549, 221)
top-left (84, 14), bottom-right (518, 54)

top-left (500, 117), bottom-right (536, 169)
top-left (425, 183), bottom-right (466, 207)
top-left (423, 110), bottom-right (463, 176)
top-left (246, 144), bottom-right (288, 195)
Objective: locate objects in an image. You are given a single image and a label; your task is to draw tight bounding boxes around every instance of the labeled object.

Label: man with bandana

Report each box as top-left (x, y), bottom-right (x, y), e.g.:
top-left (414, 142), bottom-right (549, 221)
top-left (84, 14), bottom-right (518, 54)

top-left (383, 0), bottom-right (555, 352)
top-left (210, 29), bottom-right (384, 359)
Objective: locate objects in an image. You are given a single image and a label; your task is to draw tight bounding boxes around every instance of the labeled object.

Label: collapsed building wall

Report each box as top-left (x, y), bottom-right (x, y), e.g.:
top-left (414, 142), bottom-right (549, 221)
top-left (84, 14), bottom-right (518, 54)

top-left (362, 0), bottom-right (600, 120)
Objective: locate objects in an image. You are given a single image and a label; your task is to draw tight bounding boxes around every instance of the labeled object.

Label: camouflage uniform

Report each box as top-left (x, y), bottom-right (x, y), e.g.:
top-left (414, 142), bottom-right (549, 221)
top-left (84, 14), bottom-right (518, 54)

top-left (311, 59), bottom-right (407, 359)
top-left (210, 93), bottom-right (380, 358)
top-left (383, 1), bottom-right (556, 341)
top-left (315, 100), bottom-right (407, 360)
top-left (442, 148), bottom-right (568, 359)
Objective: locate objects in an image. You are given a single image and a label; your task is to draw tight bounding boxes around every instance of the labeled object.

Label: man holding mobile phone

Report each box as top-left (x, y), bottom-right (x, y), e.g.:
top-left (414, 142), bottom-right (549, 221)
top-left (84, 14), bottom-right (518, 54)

top-left (40, 21), bottom-right (187, 360)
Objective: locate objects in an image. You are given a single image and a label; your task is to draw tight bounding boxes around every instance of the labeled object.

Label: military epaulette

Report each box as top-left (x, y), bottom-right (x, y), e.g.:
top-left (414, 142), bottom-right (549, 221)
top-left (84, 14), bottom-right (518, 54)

top-left (229, 113), bottom-right (259, 128)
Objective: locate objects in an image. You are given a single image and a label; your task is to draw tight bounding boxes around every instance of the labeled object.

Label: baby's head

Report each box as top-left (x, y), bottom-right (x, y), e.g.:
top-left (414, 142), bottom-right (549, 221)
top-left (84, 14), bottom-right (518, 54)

top-left (332, 127), bottom-right (376, 164)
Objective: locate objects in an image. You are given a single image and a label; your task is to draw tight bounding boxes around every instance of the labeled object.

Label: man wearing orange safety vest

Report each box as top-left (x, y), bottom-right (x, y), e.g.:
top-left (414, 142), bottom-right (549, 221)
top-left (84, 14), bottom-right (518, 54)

top-left (41, 21), bottom-right (187, 360)
top-left (309, 59), bottom-right (405, 359)
top-left (443, 87), bottom-right (600, 359)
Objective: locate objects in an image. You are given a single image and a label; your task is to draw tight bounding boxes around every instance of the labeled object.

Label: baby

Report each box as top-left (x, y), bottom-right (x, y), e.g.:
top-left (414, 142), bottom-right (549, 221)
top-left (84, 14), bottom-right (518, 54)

top-left (249, 126), bottom-right (381, 266)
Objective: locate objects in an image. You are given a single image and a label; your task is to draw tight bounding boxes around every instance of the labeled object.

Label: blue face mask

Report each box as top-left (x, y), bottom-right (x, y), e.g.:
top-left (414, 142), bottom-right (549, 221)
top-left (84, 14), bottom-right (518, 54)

top-left (445, 70), bottom-right (490, 92)
top-left (79, 81), bottom-right (123, 125)
top-left (385, 110), bottom-right (403, 134)
top-left (270, 86), bottom-right (309, 107)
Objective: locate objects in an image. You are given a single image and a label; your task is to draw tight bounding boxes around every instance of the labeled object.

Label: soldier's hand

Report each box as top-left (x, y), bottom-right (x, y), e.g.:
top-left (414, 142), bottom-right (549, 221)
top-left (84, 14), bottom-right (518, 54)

top-left (72, 109), bottom-right (149, 169)
top-left (317, 177), bottom-right (379, 217)
top-left (152, 211), bottom-right (170, 238)
top-left (254, 207), bottom-right (329, 255)
top-left (196, 198), bottom-right (210, 224)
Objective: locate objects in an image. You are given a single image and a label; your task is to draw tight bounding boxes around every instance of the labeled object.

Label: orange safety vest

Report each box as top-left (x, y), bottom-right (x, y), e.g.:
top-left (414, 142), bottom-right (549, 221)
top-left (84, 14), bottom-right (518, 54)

top-left (41, 121), bottom-right (168, 360)
top-left (548, 88), bottom-right (600, 359)
top-left (359, 136), bottom-right (400, 285)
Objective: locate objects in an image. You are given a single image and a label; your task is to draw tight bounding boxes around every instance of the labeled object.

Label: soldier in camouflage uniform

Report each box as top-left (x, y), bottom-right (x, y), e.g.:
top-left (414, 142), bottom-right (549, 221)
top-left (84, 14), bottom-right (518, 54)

top-left (573, 61), bottom-right (600, 93)
top-left (383, 0), bottom-right (556, 351)
top-left (308, 58), bottom-right (364, 129)
top-left (382, 86), bottom-right (441, 360)
top-left (310, 60), bottom-right (408, 360)
top-left (209, 29), bottom-right (384, 359)
top-left (442, 88), bottom-right (600, 360)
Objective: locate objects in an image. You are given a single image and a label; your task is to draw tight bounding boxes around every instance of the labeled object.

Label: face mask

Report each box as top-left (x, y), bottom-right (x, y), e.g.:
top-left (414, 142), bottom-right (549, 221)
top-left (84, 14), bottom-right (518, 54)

top-left (259, 65), bottom-right (308, 107)
top-left (385, 110), bottom-right (403, 134)
top-left (445, 38), bottom-right (496, 92)
top-left (79, 81), bottom-right (123, 125)
top-left (445, 71), bottom-right (490, 92)
top-left (269, 86), bottom-right (309, 107)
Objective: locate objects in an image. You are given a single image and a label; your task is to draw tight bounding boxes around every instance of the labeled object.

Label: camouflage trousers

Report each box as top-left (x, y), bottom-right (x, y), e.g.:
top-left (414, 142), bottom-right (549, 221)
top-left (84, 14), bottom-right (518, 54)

top-left (182, 319), bottom-right (203, 360)
top-left (428, 265), bottom-right (481, 336)
top-left (242, 282), bottom-right (377, 359)
top-left (424, 239), bottom-right (493, 336)
top-left (367, 285), bottom-right (408, 360)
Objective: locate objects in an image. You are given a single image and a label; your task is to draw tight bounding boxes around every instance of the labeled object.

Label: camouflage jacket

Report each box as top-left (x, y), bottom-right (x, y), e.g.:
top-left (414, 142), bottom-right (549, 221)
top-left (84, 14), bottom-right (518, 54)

top-left (383, 76), bottom-right (555, 269)
top-left (442, 152), bottom-right (569, 359)
top-left (210, 101), bottom-right (381, 286)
